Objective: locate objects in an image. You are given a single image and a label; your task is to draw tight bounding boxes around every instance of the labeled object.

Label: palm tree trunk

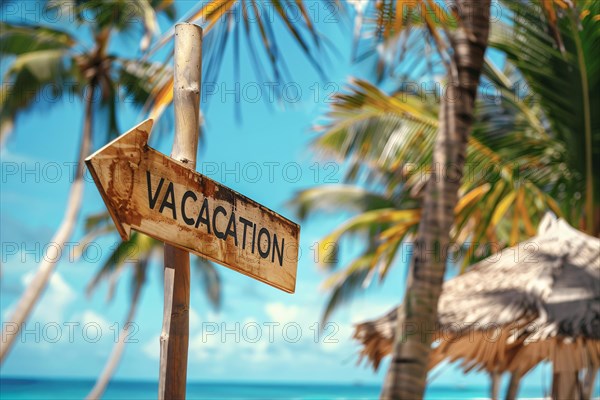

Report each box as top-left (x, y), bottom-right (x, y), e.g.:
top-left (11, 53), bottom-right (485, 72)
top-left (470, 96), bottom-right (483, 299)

top-left (380, 1), bottom-right (491, 398)
top-left (0, 86), bottom-right (95, 363)
top-left (85, 279), bottom-right (143, 400)
top-left (506, 370), bottom-right (523, 400)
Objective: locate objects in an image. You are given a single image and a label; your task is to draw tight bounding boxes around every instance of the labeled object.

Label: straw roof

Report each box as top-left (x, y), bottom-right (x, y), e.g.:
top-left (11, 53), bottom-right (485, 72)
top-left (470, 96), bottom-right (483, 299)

top-left (353, 214), bottom-right (600, 375)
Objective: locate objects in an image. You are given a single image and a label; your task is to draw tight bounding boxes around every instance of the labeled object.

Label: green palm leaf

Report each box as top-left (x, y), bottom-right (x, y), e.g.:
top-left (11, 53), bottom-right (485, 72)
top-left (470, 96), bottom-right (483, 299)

top-left (299, 30), bottom-right (593, 316)
top-left (291, 185), bottom-right (397, 220)
top-left (0, 23), bottom-right (80, 141)
top-left (492, 0), bottom-right (600, 233)
top-left (82, 212), bottom-right (222, 310)
top-left (146, 0), bottom-right (326, 119)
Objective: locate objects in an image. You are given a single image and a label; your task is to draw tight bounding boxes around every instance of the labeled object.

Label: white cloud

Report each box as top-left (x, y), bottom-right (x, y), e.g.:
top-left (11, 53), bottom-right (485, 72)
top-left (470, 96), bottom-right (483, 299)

top-left (350, 302), bottom-right (394, 325)
top-left (143, 335), bottom-right (160, 360)
top-left (78, 310), bottom-right (110, 331)
top-left (6, 271), bottom-right (77, 324)
top-left (187, 313), bottom-right (272, 364)
top-left (264, 302), bottom-right (302, 325)
top-left (0, 147), bottom-right (36, 163)
top-left (189, 307), bottom-right (201, 330)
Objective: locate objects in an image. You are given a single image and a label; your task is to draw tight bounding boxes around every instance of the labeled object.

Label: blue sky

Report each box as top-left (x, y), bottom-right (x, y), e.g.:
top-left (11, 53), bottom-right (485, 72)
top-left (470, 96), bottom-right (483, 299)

top-left (0, 0), bottom-right (555, 392)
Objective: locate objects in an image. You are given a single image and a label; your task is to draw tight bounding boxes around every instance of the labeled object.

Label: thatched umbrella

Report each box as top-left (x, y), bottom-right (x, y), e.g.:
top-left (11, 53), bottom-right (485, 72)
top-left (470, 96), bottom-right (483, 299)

top-left (353, 214), bottom-right (600, 399)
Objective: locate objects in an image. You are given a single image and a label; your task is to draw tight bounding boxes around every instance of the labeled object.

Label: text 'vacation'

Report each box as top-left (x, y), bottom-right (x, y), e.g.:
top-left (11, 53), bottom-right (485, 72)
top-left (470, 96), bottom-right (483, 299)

top-left (145, 171), bottom-right (286, 267)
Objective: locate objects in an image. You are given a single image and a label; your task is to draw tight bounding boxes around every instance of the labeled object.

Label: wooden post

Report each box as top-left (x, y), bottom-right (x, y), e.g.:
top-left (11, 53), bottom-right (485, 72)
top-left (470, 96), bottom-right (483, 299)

top-left (506, 370), bottom-right (523, 400)
top-left (490, 371), bottom-right (500, 400)
top-left (158, 23), bottom-right (202, 400)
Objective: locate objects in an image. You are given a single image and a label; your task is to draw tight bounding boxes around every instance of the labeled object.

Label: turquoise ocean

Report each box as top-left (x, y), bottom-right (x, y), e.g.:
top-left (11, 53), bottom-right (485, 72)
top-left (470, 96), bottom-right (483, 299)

top-left (0, 378), bottom-right (562, 399)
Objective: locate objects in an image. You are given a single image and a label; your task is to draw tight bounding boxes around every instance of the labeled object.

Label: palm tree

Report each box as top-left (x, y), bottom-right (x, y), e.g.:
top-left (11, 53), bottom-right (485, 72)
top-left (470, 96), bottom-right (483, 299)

top-left (76, 213), bottom-right (220, 399)
top-left (1, 0), bottom-right (329, 363)
top-left (143, 0), bottom-right (326, 120)
top-left (492, 0), bottom-right (600, 235)
top-left (294, 68), bottom-right (565, 323)
top-left (367, 1), bottom-right (493, 396)
top-left (294, 0), bottom-right (598, 396)
top-left (3, 0), bottom-right (331, 389)
top-left (81, 2), bottom-right (329, 395)
top-left (0, 0), bottom-right (175, 363)
top-left (296, 0), bottom-right (598, 318)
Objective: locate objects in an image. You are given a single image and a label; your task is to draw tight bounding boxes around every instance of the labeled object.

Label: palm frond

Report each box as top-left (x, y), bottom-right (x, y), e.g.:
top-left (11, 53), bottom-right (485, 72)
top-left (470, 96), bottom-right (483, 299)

top-left (291, 185), bottom-right (397, 220)
top-left (83, 211), bottom-right (223, 308)
top-left (321, 252), bottom-right (375, 324)
top-left (0, 22), bottom-right (75, 55)
top-left (194, 258), bottom-right (221, 310)
top-left (313, 78), bottom-right (438, 190)
top-left (493, 0), bottom-right (600, 232)
top-left (117, 58), bottom-right (172, 106)
top-left (86, 232), bottom-right (157, 298)
top-left (302, 28), bottom-right (597, 317)
top-left (47, 0), bottom-right (172, 36)
top-left (318, 208), bottom-right (419, 270)
top-left (0, 22), bottom-right (79, 141)
top-left (147, 0), bottom-right (325, 120)
top-left (350, 0), bottom-right (453, 81)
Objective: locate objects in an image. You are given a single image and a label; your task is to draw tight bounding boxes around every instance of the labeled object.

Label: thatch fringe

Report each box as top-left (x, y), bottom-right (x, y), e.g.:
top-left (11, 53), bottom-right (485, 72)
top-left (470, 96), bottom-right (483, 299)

top-left (353, 215), bottom-right (600, 375)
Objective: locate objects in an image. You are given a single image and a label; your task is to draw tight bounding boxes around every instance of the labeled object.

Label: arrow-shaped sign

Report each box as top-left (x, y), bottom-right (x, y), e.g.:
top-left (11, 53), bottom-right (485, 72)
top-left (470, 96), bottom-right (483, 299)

top-left (86, 119), bottom-right (299, 293)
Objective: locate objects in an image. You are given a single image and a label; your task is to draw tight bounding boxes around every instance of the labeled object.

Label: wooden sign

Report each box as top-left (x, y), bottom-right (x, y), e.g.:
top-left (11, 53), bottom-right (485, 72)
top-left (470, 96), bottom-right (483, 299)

top-left (86, 119), bottom-right (300, 293)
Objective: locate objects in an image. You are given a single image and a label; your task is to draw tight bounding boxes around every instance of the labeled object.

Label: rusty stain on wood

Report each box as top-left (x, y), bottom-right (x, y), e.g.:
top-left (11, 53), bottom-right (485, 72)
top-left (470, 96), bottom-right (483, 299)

top-left (85, 119), bottom-right (300, 293)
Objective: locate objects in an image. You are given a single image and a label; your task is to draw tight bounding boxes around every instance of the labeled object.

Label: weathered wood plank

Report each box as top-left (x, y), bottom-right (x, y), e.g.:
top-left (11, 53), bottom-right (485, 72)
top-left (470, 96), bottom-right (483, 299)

top-left (85, 119), bottom-right (300, 293)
